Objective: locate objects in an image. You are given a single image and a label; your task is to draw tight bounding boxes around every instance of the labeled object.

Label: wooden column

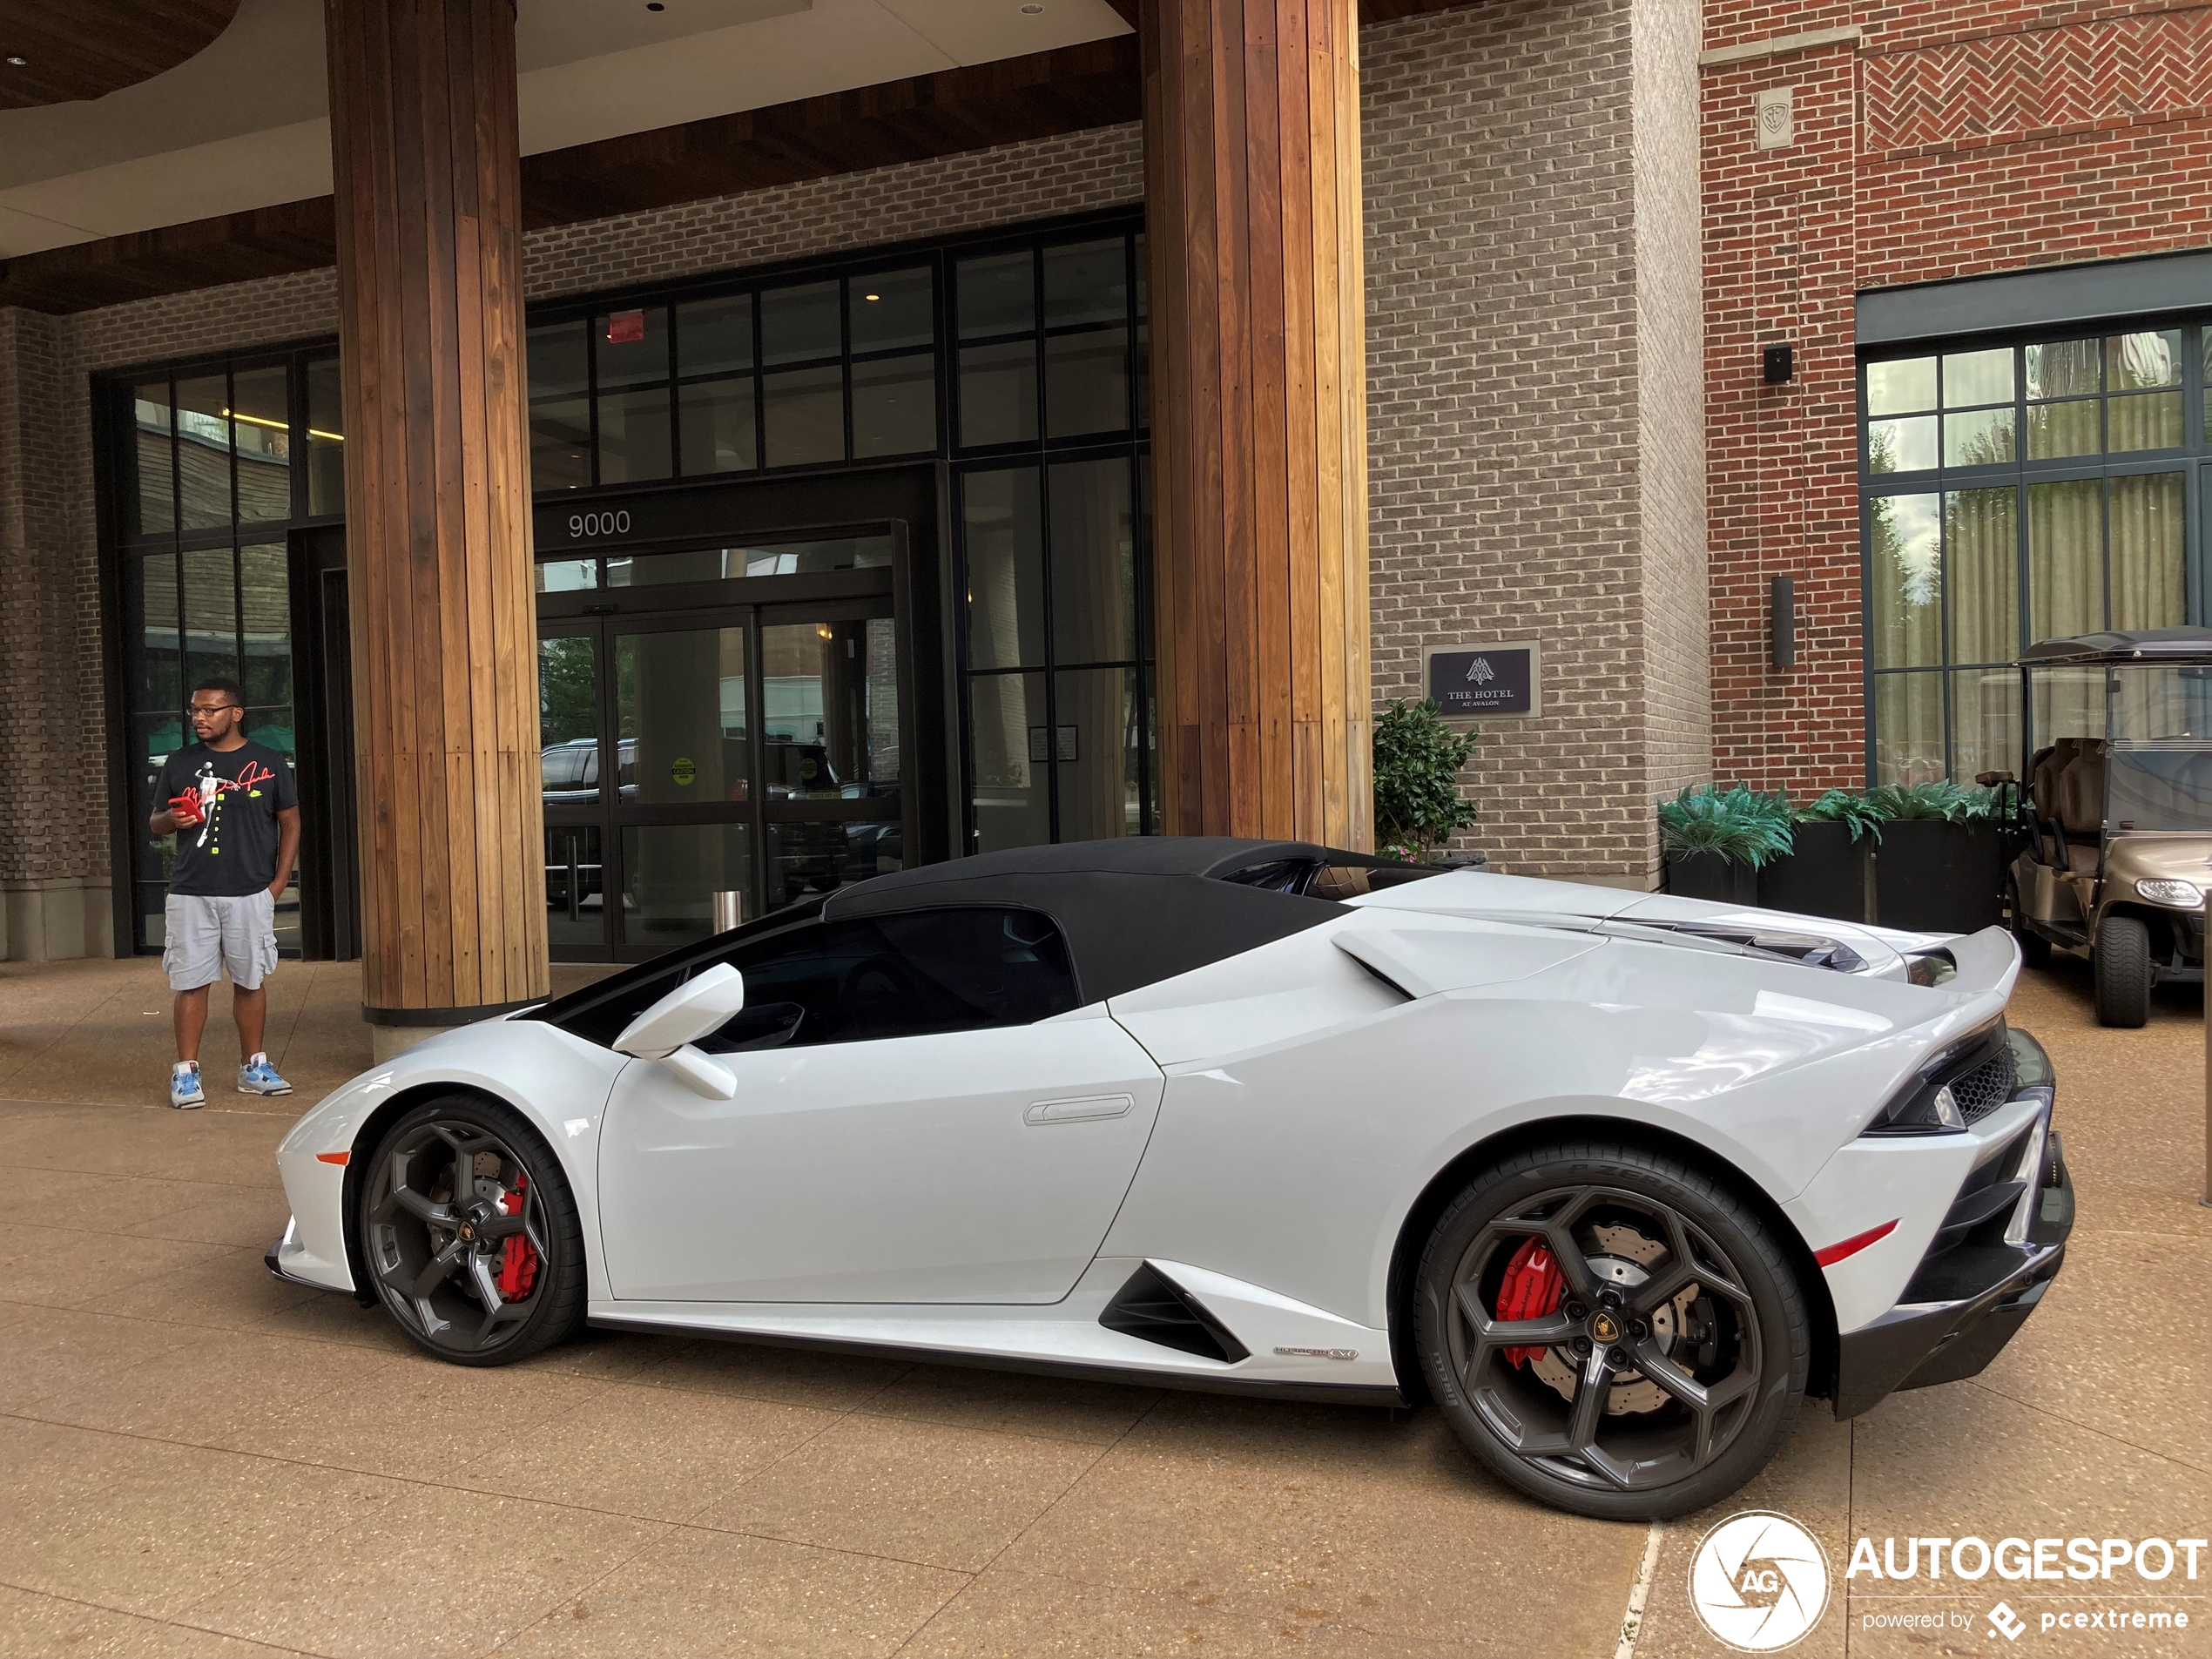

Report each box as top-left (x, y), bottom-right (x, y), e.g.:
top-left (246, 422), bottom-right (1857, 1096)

top-left (327, 0), bottom-right (547, 1018)
top-left (1143, 0), bottom-right (1371, 846)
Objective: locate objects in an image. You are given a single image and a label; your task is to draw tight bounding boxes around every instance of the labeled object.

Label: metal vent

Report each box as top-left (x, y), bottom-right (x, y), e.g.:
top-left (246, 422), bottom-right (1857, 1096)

top-left (1947, 1047), bottom-right (2018, 1123)
top-left (1098, 1264), bottom-right (1250, 1364)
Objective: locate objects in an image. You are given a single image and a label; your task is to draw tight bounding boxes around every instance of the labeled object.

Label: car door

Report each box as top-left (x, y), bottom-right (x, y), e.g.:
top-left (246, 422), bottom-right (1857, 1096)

top-left (597, 906), bottom-right (1165, 1304)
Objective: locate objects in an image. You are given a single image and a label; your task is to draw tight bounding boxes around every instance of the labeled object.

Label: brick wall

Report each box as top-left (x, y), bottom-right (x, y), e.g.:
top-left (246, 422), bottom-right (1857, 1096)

top-left (1366, 0), bottom-right (1707, 880)
top-left (1703, 0), bottom-right (2212, 796)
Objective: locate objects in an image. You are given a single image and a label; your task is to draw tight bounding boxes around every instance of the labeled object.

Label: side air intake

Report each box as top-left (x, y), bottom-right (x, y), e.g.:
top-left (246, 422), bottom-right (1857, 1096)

top-left (1098, 1264), bottom-right (1250, 1364)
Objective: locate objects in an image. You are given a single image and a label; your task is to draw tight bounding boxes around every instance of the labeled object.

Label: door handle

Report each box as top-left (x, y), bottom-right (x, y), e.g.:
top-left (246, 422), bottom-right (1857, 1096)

top-left (1023, 1094), bottom-right (1134, 1125)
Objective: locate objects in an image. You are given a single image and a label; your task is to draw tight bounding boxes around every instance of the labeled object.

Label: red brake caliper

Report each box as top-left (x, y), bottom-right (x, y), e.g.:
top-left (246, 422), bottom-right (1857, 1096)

top-left (1494, 1236), bottom-right (1565, 1367)
top-left (494, 1174), bottom-right (540, 1300)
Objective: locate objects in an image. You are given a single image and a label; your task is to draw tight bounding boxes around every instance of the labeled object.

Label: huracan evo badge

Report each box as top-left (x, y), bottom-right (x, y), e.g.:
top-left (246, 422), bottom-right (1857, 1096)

top-left (1273, 1345), bottom-right (1359, 1361)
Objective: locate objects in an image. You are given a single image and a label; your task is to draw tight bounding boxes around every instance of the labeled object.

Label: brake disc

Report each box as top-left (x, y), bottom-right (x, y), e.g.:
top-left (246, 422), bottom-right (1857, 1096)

top-left (1527, 1223), bottom-right (1698, 1416)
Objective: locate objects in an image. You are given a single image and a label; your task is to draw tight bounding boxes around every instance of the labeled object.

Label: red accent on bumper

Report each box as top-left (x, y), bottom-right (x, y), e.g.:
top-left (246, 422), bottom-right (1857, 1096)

top-left (314, 1151), bottom-right (349, 1166)
top-left (1815, 1218), bottom-right (1898, 1267)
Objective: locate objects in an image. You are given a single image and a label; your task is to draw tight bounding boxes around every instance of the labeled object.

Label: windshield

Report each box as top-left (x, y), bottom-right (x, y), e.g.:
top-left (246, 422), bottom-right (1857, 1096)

top-left (2028, 664), bottom-right (2212, 750)
top-left (2107, 747), bottom-right (2212, 832)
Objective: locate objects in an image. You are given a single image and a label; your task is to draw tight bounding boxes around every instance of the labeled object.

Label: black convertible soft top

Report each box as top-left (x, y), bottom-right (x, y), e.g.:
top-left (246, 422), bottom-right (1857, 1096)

top-left (824, 838), bottom-right (1348, 1004)
top-left (527, 838), bottom-right (1378, 1041)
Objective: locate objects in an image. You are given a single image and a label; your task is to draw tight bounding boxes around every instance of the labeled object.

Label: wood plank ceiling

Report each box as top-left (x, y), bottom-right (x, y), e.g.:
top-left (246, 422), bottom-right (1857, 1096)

top-left (0, 0), bottom-right (240, 109)
top-left (0, 0), bottom-right (1475, 315)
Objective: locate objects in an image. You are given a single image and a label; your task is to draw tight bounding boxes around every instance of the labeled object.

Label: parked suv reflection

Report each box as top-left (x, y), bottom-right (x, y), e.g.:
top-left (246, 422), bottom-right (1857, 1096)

top-left (541, 738), bottom-right (637, 806)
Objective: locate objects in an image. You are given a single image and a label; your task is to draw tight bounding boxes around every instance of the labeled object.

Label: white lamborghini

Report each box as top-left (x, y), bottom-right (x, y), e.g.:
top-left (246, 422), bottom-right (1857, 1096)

top-left (268, 839), bottom-right (2073, 1519)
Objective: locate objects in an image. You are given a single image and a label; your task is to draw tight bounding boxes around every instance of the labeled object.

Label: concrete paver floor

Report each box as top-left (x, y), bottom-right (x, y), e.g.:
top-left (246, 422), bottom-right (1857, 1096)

top-left (0, 954), bottom-right (2204, 1656)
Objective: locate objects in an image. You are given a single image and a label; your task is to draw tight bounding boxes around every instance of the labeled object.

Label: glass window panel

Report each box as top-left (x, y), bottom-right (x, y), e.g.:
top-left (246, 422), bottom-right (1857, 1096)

top-left (1950, 668), bottom-right (2020, 786)
top-left (181, 544), bottom-right (239, 688)
top-left (1942, 405), bottom-right (2013, 467)
top-left (229, 364), bottom-right (292, 523)
top-left (960, 341), bottom-right (1037, 447)
top-left (595, 307), bottom-right (668, 390)
top-left (2027, 479), bottom-right (2104, 644)
top-left (2026, 399), bottom-right (2098, 461)
top-left (1045, 327), bottom-right (1130, 438)
top-left (1865, 357), bottom-right (1936, 416)
top-left (238, 541), bottom-right (292, 708)
top-left (530, 397), bottom-right (591, 492)
top-left (677, 293), bottom-right (754, 378)
top-left (536, 558), bottom-right (597, 592)
top-left (128, 551), bottom-right (182, 711)
top-left (765, 820), bottom-right (894, 910)
top-left (1944, 488), bottom-right (2017, 665)
top-left (597, 387), bottom-right (672, 483)
top-left (131, 381), bottom-right (175, 535)
top-left (1135, 232), bottom-right (1148, 320)
top-left (851, 352), bottom-right (936, 456)
top-left (539, 635), bottom-right (601, 806)
top-left (1055, 667), bottom-right (1142, 840)
top-left (761, 282), bottom-right (840, 365)
top-left (527, 320), bottom-right (589, 398)
top-left (245, 705), bottom-right (296, 758)
top-left (306, 357), bottom-right (345, 516)
top-left (138, 884), bottom-right (172, 948)
top-left (1868, 493), bottom-right (1941, 669)
top-left (1867, 415), bottom-right (1937, 474)
top-left (2025, 338), bottom-right (2099, 401)
top-left (175, 374), bottom-right (233, 529)
top-left (762, 365), bottom-right (844, 467)
top-left (624, 823), bottom-right (754, 950)
top-left (2106, 329), bottom-right (2180, 390)
top-left (678, 377), bottom-right (759, 476)
top-left (617, 625), bottom-right (751, 806)
top-left (2107, 472), bottom-right (2185, 632)
top-left (2107, 391), bottom-right (2182, 453)
top-left (1043, 239), bottom-right (1128, 327)
top-left (1136, 319), bottom-right (1150, 431)
top-left (132, 711), bottom-right (185, 883)
top-left (969, 671), bottom-right (1050, 852)
top-left (964, 468), bottom-right (1045, 671)
top-left (1049, 456), bottom-right (1136, 665)
top-left (544, 825), bottom-right (604, 961)
top-left (849, 267), bottom-right (934, 354)
top-left (1941, 347), bottom-right (2013, 408)
top-left (1872, 672), bottom-right (1946, 786)
top-left (959, 251), bottom-right (1035, 339)
top-left (760, 617), bottom-right (900, 798)
top-left (2030, 665), bottom-right (2106, 749)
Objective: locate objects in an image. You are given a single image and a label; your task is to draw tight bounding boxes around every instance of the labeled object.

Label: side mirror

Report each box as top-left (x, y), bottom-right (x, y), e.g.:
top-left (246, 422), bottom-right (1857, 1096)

top-left (613, 964), bottom-right (745, 1100)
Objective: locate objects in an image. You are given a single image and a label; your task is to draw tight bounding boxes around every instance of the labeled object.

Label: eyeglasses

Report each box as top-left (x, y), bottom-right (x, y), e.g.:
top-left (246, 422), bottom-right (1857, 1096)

top-left (187, 703), bottom-right (239, 715)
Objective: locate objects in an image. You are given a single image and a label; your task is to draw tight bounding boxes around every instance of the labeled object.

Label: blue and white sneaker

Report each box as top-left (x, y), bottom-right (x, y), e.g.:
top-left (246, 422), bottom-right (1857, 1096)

top-left (236, 1054), bottom-right (293, 1096)
top-left (169, 1062), bottom-right (206, 1109)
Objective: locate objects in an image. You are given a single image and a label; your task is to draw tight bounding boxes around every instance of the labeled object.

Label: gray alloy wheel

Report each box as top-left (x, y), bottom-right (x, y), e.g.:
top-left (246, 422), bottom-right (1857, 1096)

top-left (360, 1096), bottom-right (586, 1366)
top-left (2093, 913), bottom-right (2153, 1028)
top-left (1414, 1140), bottom-right (1808, 1521)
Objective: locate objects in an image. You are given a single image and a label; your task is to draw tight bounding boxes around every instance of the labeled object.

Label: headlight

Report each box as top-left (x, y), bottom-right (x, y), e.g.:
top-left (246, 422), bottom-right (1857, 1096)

top-left (2134, 878), bottom-right (2203, 907)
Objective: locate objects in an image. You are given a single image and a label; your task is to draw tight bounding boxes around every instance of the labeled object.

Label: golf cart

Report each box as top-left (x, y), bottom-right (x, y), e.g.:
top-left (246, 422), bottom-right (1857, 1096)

top-left (1986, 628), bottom-right (2212, 1026)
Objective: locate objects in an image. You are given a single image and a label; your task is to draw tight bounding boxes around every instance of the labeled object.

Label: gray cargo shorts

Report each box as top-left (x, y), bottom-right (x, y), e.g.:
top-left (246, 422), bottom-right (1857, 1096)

top-left (163, 891), bottom-right (279, 993)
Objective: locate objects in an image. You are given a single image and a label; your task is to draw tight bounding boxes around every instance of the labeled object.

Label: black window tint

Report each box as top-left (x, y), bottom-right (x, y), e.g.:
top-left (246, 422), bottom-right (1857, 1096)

top-left (701, 907), bottom-right (1079, 1051)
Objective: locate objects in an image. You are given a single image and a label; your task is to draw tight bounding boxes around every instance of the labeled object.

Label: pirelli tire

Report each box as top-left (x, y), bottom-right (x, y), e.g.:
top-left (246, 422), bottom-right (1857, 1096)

top-left (1413, 1138), bottom-right (1810, 1521)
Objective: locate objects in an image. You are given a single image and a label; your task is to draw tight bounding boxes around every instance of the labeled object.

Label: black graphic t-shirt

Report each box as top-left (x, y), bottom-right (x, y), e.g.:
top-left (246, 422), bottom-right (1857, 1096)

top-left (154, 740), bottom-right (298, 897)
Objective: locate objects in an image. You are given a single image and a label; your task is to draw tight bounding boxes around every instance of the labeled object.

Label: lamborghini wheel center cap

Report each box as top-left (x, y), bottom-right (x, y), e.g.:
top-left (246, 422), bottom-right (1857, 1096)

top-left (1588, 1310), bottom-right (1621, 1344)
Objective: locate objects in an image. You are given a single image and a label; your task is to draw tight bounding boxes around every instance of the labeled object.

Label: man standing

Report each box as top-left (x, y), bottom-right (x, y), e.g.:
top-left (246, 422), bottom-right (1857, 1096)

top-left (149, 678), bottom-right (301, 1108)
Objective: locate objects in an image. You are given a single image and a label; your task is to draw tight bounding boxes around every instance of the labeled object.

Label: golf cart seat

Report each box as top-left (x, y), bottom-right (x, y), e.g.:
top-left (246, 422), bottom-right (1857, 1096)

top-left (2027, 737), bottom-right (2105, 873)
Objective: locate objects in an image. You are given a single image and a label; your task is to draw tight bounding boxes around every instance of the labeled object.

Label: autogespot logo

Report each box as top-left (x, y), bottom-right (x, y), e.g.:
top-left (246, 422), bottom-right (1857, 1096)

top-left (1689, 1511), bottom-right (1833, 1652)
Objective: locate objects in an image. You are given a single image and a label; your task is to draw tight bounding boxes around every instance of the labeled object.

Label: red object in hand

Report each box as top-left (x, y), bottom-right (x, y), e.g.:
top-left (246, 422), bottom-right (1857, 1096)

top-left (168, 792), bottom-right (206, 826)
top-left (1494, 1236), bottom-right (1566, 1367)
top-left (495, 1174), bottom-right (540, 1300)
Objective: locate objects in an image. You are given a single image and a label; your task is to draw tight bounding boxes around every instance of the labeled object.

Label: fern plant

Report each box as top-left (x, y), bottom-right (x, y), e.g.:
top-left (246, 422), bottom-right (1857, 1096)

top-left (1864, 779), bottom-right (2001, 823)
top-left (1657, 784), bottom-right (1795, 869)
top-left (1794, 787), bottom-right (1887, 844)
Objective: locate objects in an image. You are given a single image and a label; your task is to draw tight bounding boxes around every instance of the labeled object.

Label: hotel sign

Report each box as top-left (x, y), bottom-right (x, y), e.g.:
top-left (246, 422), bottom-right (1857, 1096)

top-left (1422, 639), bottom-right (1542, 719)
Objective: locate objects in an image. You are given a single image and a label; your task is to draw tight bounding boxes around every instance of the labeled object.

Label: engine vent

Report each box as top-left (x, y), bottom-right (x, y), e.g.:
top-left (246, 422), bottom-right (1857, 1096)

top-left (1946, 1047), bottom-right (2018, 1123)
top-left (1099, 1264), bottom-right (1250, 1364)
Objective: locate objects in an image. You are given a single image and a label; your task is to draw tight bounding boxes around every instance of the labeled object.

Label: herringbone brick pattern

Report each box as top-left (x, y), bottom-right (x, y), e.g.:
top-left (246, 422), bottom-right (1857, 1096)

top-left (1865, 7), bottom-right (2212, 152)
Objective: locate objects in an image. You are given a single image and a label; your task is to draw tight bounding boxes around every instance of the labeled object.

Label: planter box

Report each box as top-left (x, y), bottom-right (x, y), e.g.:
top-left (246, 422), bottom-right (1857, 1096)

top-left (1871, 820), bottom-right (2012, 934)
top-left (1757, 822), bottom-right (1872, 923)
top-left (1664, 851), bottom-right (1759, 905)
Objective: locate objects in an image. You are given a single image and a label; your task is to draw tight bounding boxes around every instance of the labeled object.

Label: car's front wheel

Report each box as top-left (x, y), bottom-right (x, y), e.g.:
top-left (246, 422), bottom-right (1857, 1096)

top-left (358, 1094), bottom-right (586, 1366)
top-left (1413, 1139), bottom-right (1809, 1521)
top-left (2093, 913), bottom-right (2153, 1028)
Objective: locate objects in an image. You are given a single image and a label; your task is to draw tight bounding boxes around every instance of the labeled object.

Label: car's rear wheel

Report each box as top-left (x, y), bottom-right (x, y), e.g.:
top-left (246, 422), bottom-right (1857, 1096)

top-left (358, 1095), bottom-right (586, 1366)
top-left (1413, 1140), bottom-right (1808, 1521)
top-left (2093, 913), bottom-right (2153, 1028)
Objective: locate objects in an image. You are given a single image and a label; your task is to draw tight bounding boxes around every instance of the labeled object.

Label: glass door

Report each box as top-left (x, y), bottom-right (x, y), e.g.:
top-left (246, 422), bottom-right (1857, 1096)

top-left (538, 623), bottom-right (610, 961)
top-left (759, 603), bottom-right (903, 911)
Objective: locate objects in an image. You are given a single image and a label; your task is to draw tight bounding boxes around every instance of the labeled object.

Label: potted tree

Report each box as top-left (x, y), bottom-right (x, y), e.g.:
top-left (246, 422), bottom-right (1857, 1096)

top-left (1373, 698), bottom-right (1482, 867)
top-left (1659, 785), bottom-right (1792, 904)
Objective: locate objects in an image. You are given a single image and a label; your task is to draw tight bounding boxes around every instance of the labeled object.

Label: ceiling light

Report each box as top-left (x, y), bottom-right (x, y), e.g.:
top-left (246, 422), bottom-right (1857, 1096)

top-left (864, 293), bottom-right (880, 302)
top-left (1021, 3), bottom-right (1044, 11)
top-left (646, 3), bottom-right (664, 10)
top-left (4, 56), bottom-right (26, 66)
